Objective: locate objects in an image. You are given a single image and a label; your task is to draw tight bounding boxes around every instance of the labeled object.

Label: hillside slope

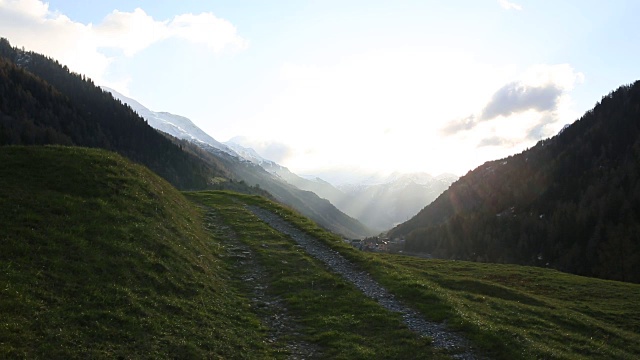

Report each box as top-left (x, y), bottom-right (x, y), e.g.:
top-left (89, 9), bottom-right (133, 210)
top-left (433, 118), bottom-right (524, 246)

top-left (206, 191), bottom-right (640, 360)
top-left (0, 146), bottom-right (270, 358)
top-left (390, 81), bottom-right (640, 283)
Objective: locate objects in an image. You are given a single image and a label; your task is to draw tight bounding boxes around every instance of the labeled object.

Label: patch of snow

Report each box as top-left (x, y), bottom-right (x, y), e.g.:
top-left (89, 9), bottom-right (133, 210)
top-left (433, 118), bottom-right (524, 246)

top-left (101, 86), bottom-right (239, 157)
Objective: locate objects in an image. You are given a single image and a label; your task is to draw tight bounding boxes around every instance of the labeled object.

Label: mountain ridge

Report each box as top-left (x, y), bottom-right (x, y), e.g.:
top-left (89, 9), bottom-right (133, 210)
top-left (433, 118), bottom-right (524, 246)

top-left (390, 80), bottom-right (640, 283)
top-left (102, 86), bottom-right (238, 157)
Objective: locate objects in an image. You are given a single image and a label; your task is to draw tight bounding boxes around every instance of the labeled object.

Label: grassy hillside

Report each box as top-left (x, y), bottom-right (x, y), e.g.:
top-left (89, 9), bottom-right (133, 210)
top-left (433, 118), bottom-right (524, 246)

top-left (3, 146), bottom-right (638, 359)
top-left (0, 146), bottom-right (271, 358)
top-left (230, 192), bottom-right (640, 359)
top-left (187, 191), bottom-right (445, 359)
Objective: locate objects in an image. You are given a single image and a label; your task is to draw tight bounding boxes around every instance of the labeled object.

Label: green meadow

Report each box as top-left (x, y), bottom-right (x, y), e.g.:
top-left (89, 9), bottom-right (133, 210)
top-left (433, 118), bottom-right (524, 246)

top-left (2, 146), bottom-right (638, 359)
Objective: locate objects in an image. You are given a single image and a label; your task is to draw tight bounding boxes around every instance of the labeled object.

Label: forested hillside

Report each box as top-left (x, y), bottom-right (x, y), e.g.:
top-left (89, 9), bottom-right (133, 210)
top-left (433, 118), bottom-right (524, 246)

top-left (390, 81), bottom-right (640, 283)
top-left (0, 38), bottom-right (230, 190)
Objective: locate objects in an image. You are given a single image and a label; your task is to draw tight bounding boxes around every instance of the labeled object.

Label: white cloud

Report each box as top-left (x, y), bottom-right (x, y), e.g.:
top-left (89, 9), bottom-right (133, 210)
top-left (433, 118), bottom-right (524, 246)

top-left (0, 0), bottom-right (247, 90)
top-left (93, 9), bottom-right (248, 57)
top-left (169, 13), bottom-right (248, 53)
top-left (95, 8), bottom-right (170, 57)
top-left (480, 82), bottom-right (562, 120)
top-left (441, 64), bottom-right (584, 153)
top-left (498, 0), bottom-right (523, 11)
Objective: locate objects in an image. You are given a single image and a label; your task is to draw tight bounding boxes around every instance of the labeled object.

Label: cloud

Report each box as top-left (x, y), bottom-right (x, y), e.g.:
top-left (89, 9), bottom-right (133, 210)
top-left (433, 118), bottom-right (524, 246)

top-left (480, 82), bottom-right (562, 120)
top-left (440, 82), bottom-right (564, 136)
top-left (94, 8), bottom-right (169, 57)
top-left (440, 115), bottom-right (478, 136)
top-left (525, 113), bottom-right (559, 141)
top-left (259, 142), bottom-right (295, 164)
top-left (440, 64), bottom-right (583, 137)
top-left (94, 8), bottom-right (248, 56)
top-left (498, 0), bottom-right (523, 10)
top-left (477, 136), bottom-right (512, 147)
top-left (169, 13), bottom-right (248, 53)
top-left (0, 0), bottom-right (247, 88)
top-left (94, 9), bottom-right (247, 56)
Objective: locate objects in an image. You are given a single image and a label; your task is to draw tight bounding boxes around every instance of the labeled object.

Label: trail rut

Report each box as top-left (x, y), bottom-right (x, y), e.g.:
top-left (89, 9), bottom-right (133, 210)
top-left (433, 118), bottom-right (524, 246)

top-left (247, 205), bottom-right (483, 360)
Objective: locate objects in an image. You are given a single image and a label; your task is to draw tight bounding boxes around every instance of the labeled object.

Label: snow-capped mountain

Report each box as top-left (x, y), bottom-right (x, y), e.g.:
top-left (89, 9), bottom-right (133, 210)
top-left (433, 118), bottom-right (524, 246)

top-left (224, 139), bottom-right (278, 167)
top-left (101, 86), bottom-right (374, 238)
top-left (102, 87), bottom-right (236, 156)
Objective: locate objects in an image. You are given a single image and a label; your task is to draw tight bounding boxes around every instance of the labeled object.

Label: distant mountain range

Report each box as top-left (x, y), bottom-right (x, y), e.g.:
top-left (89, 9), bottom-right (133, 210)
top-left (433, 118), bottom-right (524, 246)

top-left (221, 138), bottom-right (458, 232)
top-left (263, 164), bottom-right (457, 231)
top-left (390, 81), bottom-right (640, 283)
top-left (104, 87), bottom-right (456, 233)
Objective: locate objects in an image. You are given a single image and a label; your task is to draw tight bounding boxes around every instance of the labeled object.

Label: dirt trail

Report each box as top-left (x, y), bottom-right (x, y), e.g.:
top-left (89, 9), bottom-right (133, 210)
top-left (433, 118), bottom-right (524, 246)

top-left (247, 205), bottom-right (483, 360)
top-left (203, 208), bottom-right (320, 359)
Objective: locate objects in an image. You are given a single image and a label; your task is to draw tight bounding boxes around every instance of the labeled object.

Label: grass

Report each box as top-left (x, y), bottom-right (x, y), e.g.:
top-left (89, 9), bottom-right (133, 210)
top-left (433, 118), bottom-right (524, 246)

top-left (0, 146), bottom-right (272, 358)
top-left (216, 191), bottom-right (640, 360)
top-left (3, 146), bottom-right (638, 359)
top-left (187, 191), bottom-right (446, 359)
top-left (369, 257), bottom-right (640, 359)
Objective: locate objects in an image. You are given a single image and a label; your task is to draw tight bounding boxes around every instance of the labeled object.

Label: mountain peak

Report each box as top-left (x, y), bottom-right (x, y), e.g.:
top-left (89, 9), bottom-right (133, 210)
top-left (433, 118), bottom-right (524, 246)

top-left (101, 86), bottom-right (238, 157)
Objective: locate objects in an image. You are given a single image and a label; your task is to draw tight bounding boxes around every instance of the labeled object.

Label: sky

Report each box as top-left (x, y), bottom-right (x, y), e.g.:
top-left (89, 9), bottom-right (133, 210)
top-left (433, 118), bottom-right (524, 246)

top-left (1, 0), bottom-right (640, 178)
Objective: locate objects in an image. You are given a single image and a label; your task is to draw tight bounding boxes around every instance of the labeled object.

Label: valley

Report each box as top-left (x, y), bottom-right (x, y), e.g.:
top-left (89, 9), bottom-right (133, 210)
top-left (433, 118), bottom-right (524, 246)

top-left (105, 86), bottom-right (456, 233)
top-left (2, 35), bottom-right (640, 359)
top-left (2, 146), bottom-right (638, 359)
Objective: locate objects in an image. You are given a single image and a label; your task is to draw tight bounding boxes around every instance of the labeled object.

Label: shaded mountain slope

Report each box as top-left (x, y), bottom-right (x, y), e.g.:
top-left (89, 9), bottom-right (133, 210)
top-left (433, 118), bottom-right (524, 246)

top-left (390, 81), bottom-right (640, 283)
top-left (0, 146), bottom-right (271, 358)
top-left (0, 38), bottom-right (228, 190)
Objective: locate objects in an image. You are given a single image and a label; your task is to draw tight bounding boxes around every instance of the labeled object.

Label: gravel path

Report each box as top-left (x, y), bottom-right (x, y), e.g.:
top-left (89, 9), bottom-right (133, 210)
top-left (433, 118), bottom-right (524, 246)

top-left (203, 208), bottom-right (320, 359)
top-left (247, 205), bottom-right (483, 360)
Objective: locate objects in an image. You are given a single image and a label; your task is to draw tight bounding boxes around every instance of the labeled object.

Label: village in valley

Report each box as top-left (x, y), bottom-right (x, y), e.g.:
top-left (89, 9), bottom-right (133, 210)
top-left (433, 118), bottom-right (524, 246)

top-left (348, 236), bottom-right (405, 253)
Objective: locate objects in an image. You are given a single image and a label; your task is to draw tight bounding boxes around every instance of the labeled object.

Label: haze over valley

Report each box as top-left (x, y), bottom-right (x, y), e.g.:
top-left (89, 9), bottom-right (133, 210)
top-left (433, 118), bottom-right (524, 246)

top-left (104, 85), bottom-right (457, 232)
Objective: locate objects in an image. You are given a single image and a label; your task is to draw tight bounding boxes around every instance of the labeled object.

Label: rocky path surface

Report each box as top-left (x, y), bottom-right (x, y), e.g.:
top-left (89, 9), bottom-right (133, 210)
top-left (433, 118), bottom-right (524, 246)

top-left (203, 209), bottom-right (320, 359)
top-left (247, 205), bottom-right (483, 360)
